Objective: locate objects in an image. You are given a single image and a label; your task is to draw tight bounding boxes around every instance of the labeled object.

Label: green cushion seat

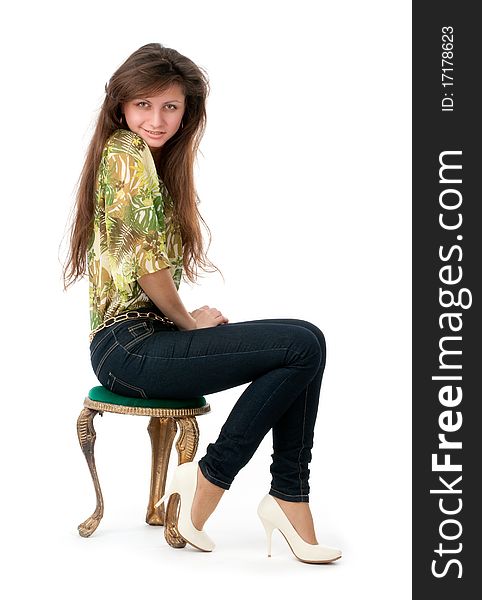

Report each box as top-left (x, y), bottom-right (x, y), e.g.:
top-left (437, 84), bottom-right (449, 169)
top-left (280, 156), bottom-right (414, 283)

top-left (88, 385), bottom-right (207, 409)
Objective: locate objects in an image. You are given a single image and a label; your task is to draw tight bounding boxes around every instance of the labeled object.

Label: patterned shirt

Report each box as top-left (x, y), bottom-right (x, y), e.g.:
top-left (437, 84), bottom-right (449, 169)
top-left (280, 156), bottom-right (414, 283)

top-left (88, 128), bottom-right (183, 332)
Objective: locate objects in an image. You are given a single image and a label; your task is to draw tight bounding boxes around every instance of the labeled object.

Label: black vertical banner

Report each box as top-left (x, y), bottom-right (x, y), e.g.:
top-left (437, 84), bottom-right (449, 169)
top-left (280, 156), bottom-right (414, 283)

top-left (413, 2), bottom-right (480, 597)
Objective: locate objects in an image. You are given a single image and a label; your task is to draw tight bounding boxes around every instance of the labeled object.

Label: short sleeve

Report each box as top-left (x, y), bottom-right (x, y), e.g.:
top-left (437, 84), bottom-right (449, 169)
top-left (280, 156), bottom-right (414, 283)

top-left (104, 147), bottom-right (172, 285)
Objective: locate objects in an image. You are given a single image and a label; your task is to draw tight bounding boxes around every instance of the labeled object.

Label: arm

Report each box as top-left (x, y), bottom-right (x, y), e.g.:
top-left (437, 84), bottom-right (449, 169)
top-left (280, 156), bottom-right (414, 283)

top-left (138, 268), bottom-right (197, 331)
top-left (103, 133), bottom-right (195, 330)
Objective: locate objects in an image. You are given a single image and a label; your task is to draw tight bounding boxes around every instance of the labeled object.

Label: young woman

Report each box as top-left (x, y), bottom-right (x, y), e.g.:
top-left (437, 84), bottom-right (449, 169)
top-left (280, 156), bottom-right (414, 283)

top-left (63, 42), bottom-right (341, 564)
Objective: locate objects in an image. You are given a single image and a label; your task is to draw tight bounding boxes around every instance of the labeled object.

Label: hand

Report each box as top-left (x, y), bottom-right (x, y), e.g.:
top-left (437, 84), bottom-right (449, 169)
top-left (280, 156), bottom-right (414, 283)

top-left (189, 305), bottom-right (210, 319)
top-left (191, 306), bottom-right (229, 329)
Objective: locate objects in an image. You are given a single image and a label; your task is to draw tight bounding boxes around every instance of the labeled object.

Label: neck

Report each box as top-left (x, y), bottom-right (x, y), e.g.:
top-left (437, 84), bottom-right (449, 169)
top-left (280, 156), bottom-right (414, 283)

top-left (150, 148), bottom-right (162, 173)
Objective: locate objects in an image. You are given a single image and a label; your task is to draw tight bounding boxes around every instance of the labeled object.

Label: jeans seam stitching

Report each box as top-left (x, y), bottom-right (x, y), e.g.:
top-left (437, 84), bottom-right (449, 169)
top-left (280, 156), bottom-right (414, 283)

top-left (90, 335), bottom-right (106, 356)
top-left (127, 322), bottom-right (148, 334)
top-left (95, 341), bottom-right (119, 378)
top-left (238, 372), bottom-right (293, 442)
top-left (270, 487), bottom-right (309, 498)
top-left (297, 383), bottom-right (309, 497)
top-left (204, 464), bottom-right (231, 487)
top-left (90, 322), bottom-right (130, 355)
top-left (112, 322), bottom-right (154, 351)
top-left (115, 345), bottom-right (290, 359)
top-left (90, 330), bottom-right (112, 355)
top-left (109, 372), bottom-right (148, 399)
top-left (124, 321), bottom-right (154, 348)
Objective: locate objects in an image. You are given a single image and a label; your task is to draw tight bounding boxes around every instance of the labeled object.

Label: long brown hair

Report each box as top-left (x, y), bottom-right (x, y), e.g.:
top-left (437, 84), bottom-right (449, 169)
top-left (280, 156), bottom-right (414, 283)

top-left (63, 42), bottom-right (222, 289)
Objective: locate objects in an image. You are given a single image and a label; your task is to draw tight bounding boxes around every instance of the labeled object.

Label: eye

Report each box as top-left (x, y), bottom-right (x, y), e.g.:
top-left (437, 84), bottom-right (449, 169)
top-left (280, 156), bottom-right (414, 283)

top-left (165, 104), bottom-right (178, 110)
top-left (136, 101), bottom-right (149, 108)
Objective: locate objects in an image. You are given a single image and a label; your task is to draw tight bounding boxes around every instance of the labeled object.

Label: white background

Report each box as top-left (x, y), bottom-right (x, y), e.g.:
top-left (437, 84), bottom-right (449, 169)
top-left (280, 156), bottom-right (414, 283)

top-left (2, 1), bottom-right (411, 598)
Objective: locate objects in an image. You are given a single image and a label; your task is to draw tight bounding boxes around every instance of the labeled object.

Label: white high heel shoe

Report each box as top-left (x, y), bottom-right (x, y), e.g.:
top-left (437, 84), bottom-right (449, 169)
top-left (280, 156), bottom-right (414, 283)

top-left (257, 494), bottom-right (342, 564)
top-left (154, 461), bottom-right (215, 552)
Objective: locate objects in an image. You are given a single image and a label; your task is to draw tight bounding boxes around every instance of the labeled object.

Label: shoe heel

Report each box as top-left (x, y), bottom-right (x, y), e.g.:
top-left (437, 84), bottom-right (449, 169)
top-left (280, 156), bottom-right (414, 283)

top-left (259, 515), bottom-right (276, 557)
top-left (154, 488), bottom-right (172, 509)
top-left (157, 461), bottom-right (215, 552)
top-left (154, 468), bottom-right (184, 508)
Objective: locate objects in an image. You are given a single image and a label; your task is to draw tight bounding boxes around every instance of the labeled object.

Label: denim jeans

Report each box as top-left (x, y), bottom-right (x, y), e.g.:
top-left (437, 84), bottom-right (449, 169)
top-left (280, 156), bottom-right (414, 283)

top-left (90, 315), bottom-right (326, 503)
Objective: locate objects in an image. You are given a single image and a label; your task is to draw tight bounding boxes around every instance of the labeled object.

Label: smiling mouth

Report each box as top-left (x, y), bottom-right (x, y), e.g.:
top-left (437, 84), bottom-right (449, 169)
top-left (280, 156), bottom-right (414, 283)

top-left (144, 129), bottom-right (166, 135)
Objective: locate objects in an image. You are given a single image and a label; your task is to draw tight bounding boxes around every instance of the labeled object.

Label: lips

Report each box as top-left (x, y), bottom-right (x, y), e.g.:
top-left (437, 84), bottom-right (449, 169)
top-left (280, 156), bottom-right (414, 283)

top-left (143, 128), bottom-right (166, 136)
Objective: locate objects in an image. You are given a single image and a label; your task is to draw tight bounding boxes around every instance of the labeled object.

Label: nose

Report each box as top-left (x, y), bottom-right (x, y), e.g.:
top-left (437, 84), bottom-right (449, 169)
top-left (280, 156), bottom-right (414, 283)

top-left (148, 111), bottom-right (166, 130)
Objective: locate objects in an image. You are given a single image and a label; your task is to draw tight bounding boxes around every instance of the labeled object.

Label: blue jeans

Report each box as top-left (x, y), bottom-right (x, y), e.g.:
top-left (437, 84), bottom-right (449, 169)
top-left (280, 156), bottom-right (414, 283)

top-left (90, 316), bottom-right (326, 503)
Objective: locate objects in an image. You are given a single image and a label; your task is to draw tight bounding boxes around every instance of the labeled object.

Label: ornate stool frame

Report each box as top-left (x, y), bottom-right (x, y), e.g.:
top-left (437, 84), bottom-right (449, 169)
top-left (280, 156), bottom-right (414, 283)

top-left (77, 396), bottom-right (210, 548)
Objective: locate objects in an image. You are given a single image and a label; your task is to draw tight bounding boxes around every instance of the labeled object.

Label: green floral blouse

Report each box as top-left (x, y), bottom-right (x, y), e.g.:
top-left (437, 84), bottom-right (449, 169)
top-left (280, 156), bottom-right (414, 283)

top-left (88, 128), bottom-right (183, 332)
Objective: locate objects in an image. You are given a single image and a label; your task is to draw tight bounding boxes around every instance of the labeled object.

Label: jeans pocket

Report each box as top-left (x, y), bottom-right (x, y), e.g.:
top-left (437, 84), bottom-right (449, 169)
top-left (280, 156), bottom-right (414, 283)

top-left (106, 371), bottom-right (148, 399)
top-left (122, 320), bottom-right (154, 349)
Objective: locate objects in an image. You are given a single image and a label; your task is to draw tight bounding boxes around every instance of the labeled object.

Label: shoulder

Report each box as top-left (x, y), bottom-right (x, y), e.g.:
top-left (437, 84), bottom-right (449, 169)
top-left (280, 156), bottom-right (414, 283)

top-left (105, 128), bottom-right (151, 162)
top-left (103, 129), bottom-right (158, 186)
top-left (100, 129), bottom-right (159, 193)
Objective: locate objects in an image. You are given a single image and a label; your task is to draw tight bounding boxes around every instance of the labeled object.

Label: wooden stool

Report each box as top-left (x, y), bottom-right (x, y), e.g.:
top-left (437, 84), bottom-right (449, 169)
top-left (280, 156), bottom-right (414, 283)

top-left (77, 385), bottom-right (210, 548)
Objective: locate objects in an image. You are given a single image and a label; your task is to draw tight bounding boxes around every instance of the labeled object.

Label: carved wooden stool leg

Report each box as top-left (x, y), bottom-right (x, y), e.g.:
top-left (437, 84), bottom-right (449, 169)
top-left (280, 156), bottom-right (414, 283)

top-left (77, 407), bottom-right (104, 537)
top-left (176, 416), bottom-right (200, 464)
top-left (164, 417), bottom-right (200, 548)
top-left (146, 417), bottom-right (177, 526)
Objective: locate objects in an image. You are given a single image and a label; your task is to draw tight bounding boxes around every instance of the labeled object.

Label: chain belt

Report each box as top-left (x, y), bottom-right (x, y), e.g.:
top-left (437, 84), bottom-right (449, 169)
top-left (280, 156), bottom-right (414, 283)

top-left (89, 310), bottom-right (175, 343)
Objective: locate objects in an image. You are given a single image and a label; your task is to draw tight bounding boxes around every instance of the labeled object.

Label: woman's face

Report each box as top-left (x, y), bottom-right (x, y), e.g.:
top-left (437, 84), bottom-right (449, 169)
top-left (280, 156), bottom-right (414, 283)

top-left (122, 83), bottom-right (186, 155)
